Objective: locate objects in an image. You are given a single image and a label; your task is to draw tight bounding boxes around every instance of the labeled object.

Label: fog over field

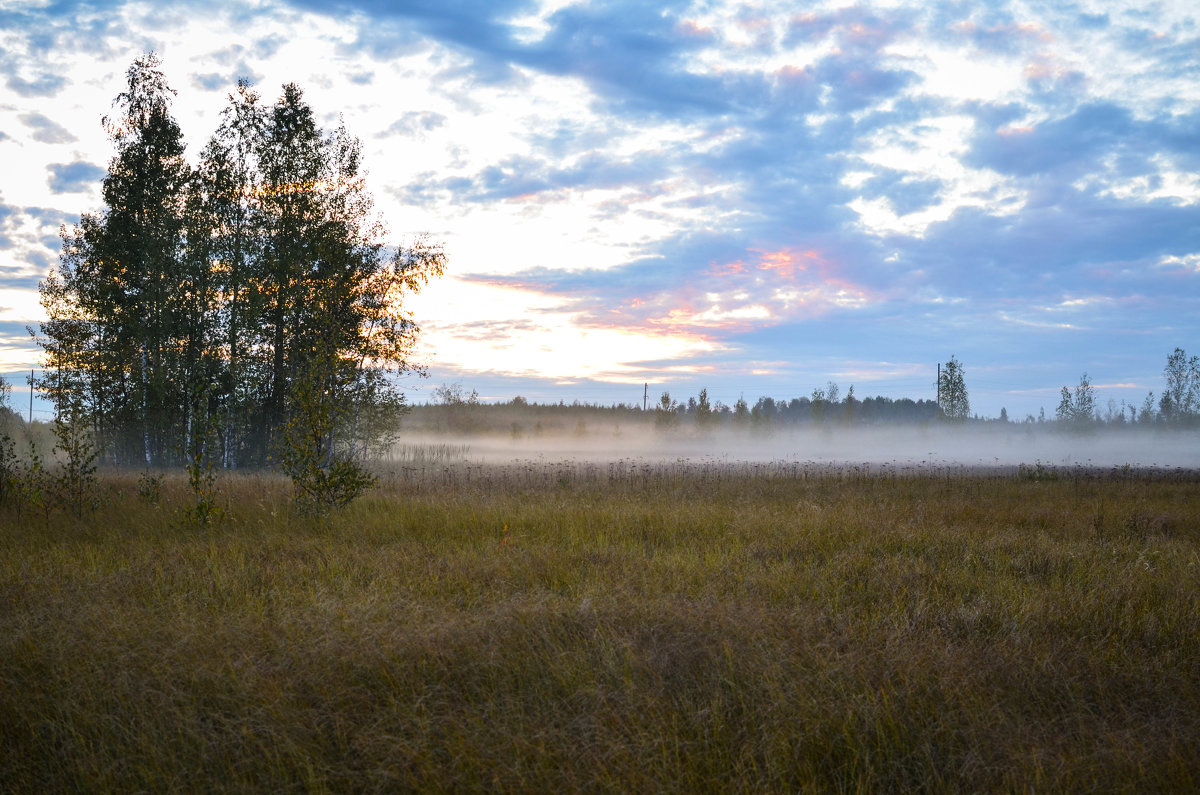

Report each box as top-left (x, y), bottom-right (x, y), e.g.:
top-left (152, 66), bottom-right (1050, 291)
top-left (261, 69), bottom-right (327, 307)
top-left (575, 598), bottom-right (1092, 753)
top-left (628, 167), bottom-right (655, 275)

top-left (391, 427), bottom-right (1200, 471)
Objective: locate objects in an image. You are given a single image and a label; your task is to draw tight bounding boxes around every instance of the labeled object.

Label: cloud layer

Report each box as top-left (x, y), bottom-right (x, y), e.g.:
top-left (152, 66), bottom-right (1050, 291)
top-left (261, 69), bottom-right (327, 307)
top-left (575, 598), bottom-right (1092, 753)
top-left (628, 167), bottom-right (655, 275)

top-left (0, 0), bottom-right (1197, 416)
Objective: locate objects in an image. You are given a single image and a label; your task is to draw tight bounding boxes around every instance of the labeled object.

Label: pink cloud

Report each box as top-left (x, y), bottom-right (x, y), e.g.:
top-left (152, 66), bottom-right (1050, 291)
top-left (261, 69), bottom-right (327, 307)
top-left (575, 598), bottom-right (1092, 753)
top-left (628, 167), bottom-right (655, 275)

top-left (675, 19), bottom-right (716, 40)
top-left (623, 246), bottom-right (879, 334)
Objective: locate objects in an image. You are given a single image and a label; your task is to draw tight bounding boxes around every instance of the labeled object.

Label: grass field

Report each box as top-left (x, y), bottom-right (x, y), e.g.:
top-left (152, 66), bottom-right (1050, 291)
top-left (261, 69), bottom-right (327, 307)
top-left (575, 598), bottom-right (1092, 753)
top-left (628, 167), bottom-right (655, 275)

top-left (2, 460), bottom-right (1199, 792)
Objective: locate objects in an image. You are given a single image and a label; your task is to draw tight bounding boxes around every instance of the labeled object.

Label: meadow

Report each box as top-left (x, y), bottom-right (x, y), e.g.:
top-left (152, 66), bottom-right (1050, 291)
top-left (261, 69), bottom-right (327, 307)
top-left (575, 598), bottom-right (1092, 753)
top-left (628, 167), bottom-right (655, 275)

top-left (2, 458), bottom-right (1199, 792)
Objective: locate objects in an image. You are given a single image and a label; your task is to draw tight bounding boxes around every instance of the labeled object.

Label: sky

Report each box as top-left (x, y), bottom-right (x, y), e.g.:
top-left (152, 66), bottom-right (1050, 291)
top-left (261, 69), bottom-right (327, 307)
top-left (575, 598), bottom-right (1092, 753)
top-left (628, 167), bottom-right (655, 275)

top-left (1, 0), bottom-right (1198, 421)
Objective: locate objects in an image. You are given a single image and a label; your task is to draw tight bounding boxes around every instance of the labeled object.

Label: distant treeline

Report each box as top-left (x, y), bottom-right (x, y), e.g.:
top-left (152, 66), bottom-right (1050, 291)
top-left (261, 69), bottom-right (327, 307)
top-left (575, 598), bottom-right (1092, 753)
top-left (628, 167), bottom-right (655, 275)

top-left (410, 348), bottom-right (1200, 437)
top-left (408, 385), bottom-right (943, 437)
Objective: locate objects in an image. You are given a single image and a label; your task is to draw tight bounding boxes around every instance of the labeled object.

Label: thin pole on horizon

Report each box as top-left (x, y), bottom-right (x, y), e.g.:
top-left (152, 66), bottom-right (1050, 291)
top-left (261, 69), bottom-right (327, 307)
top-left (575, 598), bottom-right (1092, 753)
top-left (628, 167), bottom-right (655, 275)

top-left (936, 362), bottom-right (941, 410)
top-left (643, 383), bottom-right (648, 412)
top-left (29, 369), bottom-right (33, 424)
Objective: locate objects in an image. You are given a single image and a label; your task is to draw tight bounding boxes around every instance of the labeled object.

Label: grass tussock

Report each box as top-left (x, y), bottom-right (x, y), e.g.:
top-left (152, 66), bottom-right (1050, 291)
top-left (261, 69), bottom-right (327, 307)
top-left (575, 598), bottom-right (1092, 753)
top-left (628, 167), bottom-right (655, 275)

top-left (2, 463), bottom-right (1199, 792)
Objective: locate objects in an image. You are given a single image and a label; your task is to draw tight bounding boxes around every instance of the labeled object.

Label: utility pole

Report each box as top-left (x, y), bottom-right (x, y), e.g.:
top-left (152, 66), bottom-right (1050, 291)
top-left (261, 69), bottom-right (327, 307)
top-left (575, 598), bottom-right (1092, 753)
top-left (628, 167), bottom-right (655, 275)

top-left (936, 362), bottom-right (941, 409)
top-left (29, 369), bottom-right (34, 423)
top-left (643, 382), bottom-right (648, 412)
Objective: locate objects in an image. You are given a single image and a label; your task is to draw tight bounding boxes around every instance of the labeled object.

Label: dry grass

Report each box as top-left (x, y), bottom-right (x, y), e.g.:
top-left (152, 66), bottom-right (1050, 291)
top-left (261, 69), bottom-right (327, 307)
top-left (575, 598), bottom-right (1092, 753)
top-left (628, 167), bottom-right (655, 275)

top-left (2, 462), bottom-right (1199, 792)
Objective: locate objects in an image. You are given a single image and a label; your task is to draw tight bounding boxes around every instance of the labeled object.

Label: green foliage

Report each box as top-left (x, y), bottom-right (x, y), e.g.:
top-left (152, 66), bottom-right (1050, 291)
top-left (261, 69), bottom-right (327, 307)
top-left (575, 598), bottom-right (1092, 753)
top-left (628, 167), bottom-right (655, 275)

top-left (136, 472), bottom-right (163, 505)
top-left (1140, 391), bottom-right (1158, 424)
top-left (1057, 372), bottom-right (1097, 429)
top-left (1057, 386), bottom-right (1073, 421)
top-left (694, 387), bottom-right (715, 429)
top-left (399, 387), bottom-right (947, 435)
top-left (14, 442), bottom-right (50, 523)
top-left (732, 394), bottom-right (750, 425)
top-left (2, 382), bottom-right (98, 518)
top-left (183, 437), bottom-right (222, 527)
top-left (824, 380), bottom-right (840, 404)
top-left (841, 384), bottom-right (857, 425)
top-left (0, 433), bottom-right (15, 510)
top-left (938, 355), bottom-right (970, 420)
top-left (1017, 461), bottom-right (1060, 481)
top-left (35, 54), bottom-right (444, 474)
top-left (51, 408), bottom-right (99, 518)
top-left (280, 355), bottom-right (376, 514)
top-left (432, 382), bottom-right (480, 433)
top-left (809, 385), bottom-right (828, 423)
top-left (654, 391), bottom-right (680, 431)
top-left (0, 380), bottom-right (15, 508)
top-left (1073, 371), bottom-right (1097, 421)
top-left (1161, 347), bottom-right (1200, 423)
top-left (750, 396), bottom-right (776, 429)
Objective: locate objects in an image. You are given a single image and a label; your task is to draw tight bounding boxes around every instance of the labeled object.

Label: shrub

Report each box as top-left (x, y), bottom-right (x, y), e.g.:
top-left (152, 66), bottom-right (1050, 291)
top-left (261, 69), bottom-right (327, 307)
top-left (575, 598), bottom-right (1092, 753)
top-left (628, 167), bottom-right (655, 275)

top-left (280, 355), bottom-right (376, 514)
top-left (52, 409), bottom-right (98, 518)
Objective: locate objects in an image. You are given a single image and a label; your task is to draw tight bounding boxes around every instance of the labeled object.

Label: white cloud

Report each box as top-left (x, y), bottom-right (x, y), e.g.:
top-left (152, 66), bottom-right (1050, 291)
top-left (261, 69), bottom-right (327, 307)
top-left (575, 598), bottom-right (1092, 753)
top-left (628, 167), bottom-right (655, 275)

top-left (1159, 253), bottom-right (1200, 272)
top-left (410, 276), bottom-right (720, 383)
top-left (894, 41), bottom-right (1027, 103)
top-left (848, 114), bottom-right (1026, 237)
top-left (1, 0), bottom-right (1198, 415)
top-left (1087, 155), bottom-right (1200, 206)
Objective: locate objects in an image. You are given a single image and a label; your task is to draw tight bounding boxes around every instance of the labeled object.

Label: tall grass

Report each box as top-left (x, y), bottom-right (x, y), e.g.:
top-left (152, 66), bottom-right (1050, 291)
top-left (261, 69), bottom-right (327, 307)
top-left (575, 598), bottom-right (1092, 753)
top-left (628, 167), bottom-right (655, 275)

top-left (2, 464), bottom-right (1198, 791)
